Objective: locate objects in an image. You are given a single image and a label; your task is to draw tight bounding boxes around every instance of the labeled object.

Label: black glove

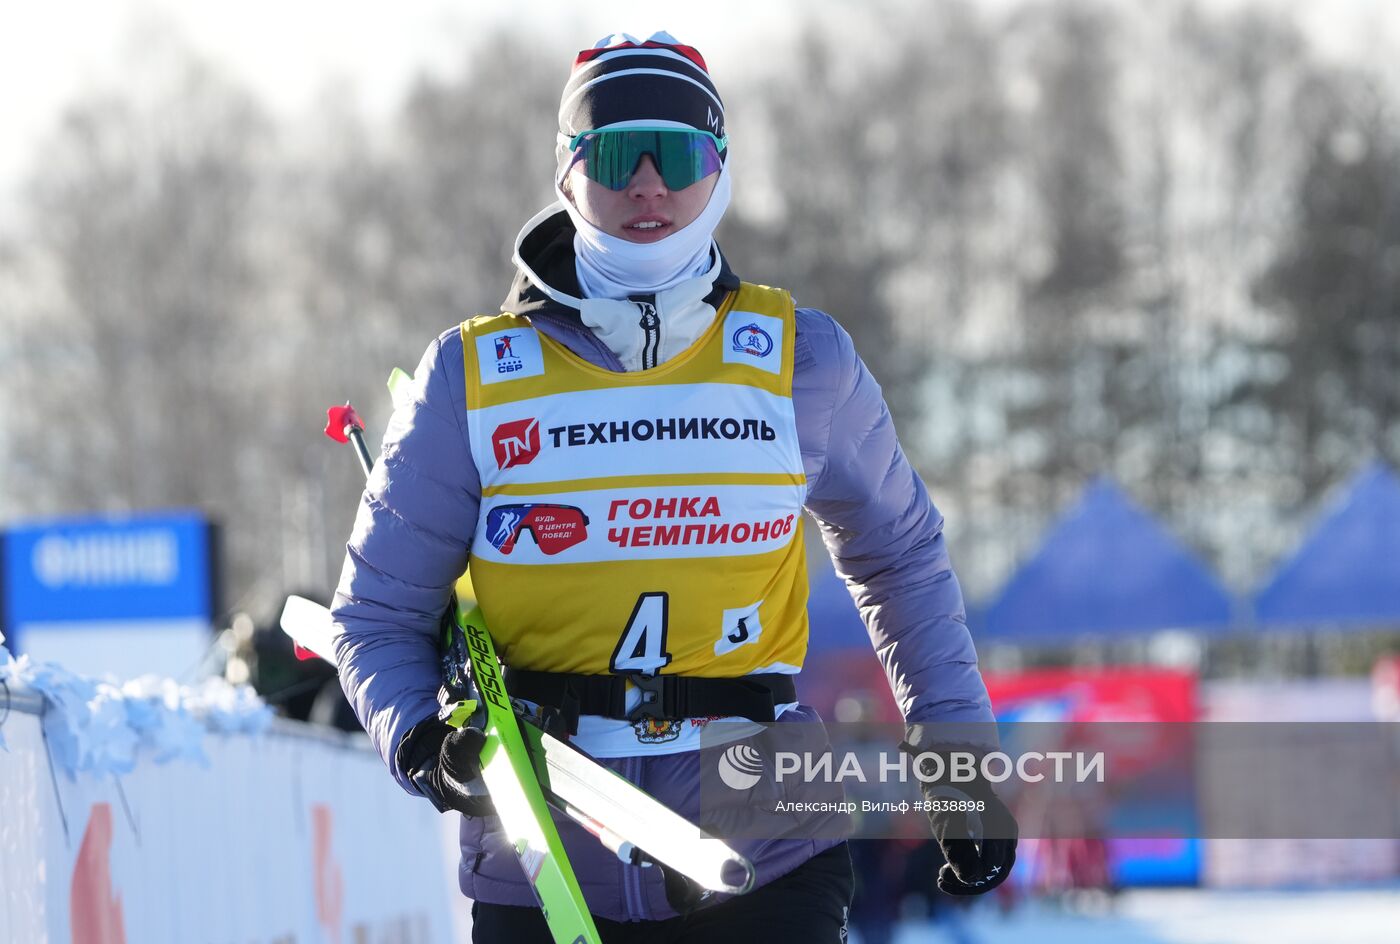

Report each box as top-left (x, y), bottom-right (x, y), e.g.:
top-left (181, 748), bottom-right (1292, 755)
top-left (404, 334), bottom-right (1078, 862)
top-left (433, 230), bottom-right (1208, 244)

top-left (659, 862), bottom-right (714, 915)
top-left (396, 714), bottom-right (493, 817)
top-left (901, 741), bottom-right (1018, 896)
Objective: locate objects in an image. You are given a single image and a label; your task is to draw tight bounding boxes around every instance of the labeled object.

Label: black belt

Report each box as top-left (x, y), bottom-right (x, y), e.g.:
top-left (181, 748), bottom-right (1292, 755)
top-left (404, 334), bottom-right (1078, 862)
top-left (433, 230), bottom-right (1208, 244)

top-left (502, 668), bottom-right (796, 734)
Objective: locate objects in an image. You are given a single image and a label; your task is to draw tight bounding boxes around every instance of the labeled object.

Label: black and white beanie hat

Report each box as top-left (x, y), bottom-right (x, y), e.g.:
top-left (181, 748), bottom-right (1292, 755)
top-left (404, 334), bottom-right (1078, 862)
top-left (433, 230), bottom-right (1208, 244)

top-left (557, 31), bottom-right (727, 154)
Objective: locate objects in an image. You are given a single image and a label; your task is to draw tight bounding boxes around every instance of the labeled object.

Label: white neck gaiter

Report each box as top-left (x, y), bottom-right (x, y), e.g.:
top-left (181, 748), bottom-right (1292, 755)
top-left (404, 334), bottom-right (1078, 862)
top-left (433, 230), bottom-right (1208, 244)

top-left (578, 251), bottom-right (725, 372)
top-left (556, 166), bottom-right (732, 300)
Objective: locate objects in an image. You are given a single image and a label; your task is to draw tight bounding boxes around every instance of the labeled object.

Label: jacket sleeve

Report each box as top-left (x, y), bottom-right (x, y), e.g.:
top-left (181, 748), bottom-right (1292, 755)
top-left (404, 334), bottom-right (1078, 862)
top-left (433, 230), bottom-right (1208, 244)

top-left (330, 328), bottom-right (481, 793)
top-left (796, 309), bottom-right (996, 735)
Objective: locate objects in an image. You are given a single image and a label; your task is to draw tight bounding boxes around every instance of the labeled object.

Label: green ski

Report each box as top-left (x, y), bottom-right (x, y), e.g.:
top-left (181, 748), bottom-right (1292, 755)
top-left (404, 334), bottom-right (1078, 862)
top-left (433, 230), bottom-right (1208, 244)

top-left (458, 604), bottom-right (601, 943)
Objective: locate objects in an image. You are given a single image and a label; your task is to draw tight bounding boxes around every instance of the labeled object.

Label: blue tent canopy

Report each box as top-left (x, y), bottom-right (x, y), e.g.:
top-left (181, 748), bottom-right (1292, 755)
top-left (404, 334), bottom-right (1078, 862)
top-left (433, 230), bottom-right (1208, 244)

top-left (981, 478), bottom-right (1235, 641)
top-left (1253, 460), bottom-right (1400, 629)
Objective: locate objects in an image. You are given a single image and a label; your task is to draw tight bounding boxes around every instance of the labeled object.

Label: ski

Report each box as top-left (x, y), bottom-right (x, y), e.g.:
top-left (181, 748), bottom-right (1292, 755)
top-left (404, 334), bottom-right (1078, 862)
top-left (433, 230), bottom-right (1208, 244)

top-left (280, 594), bottom-right (755, 899)
top-left (320, 389), bottom-right (599, 943)
top-left (455, 604), bottom-right (601, 943)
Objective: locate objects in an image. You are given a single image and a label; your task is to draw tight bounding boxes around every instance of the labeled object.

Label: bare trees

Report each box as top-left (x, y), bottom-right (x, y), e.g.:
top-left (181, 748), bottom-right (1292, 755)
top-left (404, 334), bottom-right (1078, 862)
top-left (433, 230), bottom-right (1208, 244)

top-left (2, 3), bottom-right (1397, 615)
top-left (5, 49), bottom-right (270, 565)
top-left (1257, 67), bottom-right (1400, 496)
top-left (0, 34), bottom-right (566, 617)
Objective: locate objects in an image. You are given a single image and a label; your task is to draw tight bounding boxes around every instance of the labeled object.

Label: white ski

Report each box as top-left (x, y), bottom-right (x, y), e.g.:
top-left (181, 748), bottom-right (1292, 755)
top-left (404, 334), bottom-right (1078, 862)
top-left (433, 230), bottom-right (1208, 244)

top-left (279, 594), bottom-right (755, 896)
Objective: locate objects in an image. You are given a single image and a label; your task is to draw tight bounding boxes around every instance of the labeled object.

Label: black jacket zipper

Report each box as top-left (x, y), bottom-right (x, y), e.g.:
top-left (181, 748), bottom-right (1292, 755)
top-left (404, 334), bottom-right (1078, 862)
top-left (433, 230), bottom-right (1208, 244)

top-left (634, 295), bottom-right (660, 370)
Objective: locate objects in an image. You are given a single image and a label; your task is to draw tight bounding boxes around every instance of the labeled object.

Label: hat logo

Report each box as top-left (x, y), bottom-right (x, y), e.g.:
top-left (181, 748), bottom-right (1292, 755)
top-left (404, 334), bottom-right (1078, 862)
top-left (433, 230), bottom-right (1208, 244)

top-left (707, 106), bottom-right (725, 139)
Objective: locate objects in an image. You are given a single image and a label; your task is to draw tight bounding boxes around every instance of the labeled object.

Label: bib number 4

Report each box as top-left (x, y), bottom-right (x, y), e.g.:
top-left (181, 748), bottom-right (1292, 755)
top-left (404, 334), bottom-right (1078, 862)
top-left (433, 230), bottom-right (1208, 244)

top-left (610, 592), bottom-right (672, 675)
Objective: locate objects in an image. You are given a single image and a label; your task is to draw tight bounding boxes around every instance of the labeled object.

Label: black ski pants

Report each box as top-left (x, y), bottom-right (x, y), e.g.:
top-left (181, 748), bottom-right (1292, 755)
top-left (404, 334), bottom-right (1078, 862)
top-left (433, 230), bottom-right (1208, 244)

top-left (470, 842), bottom-right (854, 943)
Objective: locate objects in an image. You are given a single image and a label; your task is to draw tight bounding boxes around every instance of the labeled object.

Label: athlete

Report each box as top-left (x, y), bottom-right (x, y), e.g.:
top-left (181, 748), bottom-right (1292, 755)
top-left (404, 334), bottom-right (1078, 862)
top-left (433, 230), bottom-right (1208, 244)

top-left (331, 31), bottom-right (1016, 943)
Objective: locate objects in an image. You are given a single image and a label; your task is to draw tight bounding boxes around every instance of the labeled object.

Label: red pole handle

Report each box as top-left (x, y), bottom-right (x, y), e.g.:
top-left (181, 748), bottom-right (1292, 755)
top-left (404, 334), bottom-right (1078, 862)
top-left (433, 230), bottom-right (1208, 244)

top-left (324, 402), bottom-right (364, 444)
top-left (324, 402), bottom-right (374, 477)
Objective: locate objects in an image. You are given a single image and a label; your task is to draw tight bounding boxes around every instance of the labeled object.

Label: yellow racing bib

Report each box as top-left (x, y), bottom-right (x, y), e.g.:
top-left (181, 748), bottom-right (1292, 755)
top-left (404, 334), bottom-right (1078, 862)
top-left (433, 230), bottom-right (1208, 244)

top-left (462, 283), bottom-right (809, 686)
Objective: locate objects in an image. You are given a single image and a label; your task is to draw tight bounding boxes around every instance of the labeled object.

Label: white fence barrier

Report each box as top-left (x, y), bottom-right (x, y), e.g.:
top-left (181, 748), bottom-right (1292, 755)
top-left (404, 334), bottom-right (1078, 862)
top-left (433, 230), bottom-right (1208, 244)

top-left (0, 681), bottom-right (469, 944)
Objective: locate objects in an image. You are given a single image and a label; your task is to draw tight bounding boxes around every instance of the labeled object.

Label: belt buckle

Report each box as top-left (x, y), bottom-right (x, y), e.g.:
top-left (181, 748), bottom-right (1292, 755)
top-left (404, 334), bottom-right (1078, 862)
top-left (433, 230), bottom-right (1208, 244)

top-left (625, 674), bottom-right (668, 722)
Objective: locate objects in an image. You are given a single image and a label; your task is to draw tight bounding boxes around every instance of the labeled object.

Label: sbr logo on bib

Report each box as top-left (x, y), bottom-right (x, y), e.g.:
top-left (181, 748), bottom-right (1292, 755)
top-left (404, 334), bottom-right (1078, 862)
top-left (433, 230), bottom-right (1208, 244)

top-left (476, 328), bottom-right (544, 384)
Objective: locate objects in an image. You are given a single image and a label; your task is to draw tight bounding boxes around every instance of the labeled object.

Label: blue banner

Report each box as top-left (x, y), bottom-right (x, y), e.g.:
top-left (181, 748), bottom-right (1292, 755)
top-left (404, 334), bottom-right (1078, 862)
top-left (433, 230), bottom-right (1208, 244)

top-left (3, 511), bottom-right (213, 628)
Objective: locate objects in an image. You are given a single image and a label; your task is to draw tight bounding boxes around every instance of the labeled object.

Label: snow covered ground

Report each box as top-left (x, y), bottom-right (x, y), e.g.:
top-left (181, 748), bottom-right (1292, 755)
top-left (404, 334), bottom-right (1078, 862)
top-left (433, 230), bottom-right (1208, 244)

top-left (865, 887), bottom-right (1400, 944)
